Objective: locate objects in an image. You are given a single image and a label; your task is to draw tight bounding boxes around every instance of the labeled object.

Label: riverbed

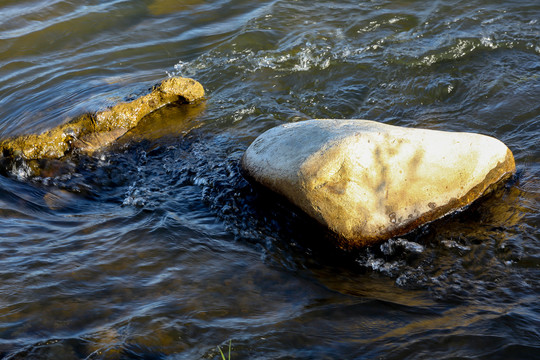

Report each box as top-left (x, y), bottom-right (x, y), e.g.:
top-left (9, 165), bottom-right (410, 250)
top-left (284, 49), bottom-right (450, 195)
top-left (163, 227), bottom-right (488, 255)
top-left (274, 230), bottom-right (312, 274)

top-left (0, 0), bottom-right (539, 359)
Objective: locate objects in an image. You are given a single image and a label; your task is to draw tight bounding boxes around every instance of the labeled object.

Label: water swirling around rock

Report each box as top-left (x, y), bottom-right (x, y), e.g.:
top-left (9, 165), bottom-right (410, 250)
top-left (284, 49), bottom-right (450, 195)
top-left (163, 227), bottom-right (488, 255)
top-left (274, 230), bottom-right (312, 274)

top-left (0, 0), bottom-right (538, 359)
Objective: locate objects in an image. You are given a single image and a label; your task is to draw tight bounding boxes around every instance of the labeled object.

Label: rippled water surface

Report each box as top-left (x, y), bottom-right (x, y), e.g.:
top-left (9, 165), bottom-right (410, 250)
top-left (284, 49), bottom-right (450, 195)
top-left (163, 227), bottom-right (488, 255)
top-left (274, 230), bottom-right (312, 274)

top-left (1, 1), bottom-right (539, 359)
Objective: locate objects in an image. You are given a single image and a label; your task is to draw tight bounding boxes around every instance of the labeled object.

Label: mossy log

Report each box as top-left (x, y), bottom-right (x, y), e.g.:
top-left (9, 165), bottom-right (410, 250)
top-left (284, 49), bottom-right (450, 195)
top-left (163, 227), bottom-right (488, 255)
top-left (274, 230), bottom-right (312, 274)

top-left (0, 77), bottom-right (204, 162)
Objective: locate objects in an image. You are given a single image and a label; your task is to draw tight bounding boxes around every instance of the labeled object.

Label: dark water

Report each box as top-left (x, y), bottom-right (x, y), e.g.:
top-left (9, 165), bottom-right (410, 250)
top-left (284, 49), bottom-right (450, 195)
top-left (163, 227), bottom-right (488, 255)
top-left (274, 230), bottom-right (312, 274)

top-left (0, 0), bottom-right (539, 359)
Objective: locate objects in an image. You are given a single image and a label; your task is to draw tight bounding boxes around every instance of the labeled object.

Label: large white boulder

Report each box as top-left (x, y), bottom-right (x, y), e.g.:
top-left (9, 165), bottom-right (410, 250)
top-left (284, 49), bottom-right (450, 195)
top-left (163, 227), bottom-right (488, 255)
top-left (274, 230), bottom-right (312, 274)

top-left (241, 119), bottom-right (515, 248)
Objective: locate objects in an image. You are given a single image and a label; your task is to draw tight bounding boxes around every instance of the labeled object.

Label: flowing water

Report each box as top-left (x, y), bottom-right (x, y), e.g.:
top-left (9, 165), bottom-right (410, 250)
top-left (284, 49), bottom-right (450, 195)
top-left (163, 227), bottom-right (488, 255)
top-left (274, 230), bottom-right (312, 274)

top-left (0, 0), bottom-right (539, 359)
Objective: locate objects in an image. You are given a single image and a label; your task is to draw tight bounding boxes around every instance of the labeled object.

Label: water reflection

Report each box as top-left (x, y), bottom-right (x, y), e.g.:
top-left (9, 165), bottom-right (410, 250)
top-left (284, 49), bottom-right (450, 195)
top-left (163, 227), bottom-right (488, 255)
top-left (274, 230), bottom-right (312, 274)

top-left (0, 0), bottom-right (539, 359)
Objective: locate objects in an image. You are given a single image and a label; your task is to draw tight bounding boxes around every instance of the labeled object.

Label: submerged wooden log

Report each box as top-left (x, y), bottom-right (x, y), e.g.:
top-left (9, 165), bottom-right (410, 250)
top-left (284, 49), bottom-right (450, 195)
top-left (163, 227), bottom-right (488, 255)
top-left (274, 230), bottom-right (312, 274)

top-left (0, 77), bottom-right (204, 162)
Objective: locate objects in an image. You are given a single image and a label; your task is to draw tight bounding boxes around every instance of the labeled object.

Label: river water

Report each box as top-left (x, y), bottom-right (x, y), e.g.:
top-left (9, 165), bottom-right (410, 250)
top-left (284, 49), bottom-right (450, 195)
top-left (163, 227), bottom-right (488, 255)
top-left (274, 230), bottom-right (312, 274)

top-left (0, 0), bottom-right (538, 359)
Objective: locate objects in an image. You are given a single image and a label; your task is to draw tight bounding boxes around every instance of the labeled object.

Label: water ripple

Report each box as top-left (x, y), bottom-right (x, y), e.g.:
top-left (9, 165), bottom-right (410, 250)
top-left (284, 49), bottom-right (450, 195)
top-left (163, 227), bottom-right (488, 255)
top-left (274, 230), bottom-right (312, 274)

top-left (0, 0), bottom-right (539, 359)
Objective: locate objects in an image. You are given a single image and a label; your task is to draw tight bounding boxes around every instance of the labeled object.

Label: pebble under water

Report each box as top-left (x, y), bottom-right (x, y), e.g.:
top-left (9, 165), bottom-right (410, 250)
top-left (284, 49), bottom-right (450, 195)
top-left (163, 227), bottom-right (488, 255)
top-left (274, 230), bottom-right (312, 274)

top-left (0, 0), bottom-right (539, 359)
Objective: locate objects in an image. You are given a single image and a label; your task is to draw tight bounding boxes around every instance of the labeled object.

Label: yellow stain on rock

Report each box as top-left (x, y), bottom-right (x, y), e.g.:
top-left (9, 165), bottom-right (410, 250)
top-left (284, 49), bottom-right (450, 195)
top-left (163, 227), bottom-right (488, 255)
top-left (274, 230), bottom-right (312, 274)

top-left (242, 119), bottom-right (516, 249)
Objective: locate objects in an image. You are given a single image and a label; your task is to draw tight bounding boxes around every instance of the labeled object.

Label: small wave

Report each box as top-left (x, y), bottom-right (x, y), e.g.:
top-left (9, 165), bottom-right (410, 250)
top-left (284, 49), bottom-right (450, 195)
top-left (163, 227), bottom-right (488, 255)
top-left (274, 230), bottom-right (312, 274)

top-left (171, 42), bottom-right (335, 79)
top-left (381, 238), bottom-right (425, 255)
top-left (122, 182), bottom-right (150, 207)
top-left (9, 159), bottom-right (33, 181)
top-left (441, 239), bottom-right (471, 251)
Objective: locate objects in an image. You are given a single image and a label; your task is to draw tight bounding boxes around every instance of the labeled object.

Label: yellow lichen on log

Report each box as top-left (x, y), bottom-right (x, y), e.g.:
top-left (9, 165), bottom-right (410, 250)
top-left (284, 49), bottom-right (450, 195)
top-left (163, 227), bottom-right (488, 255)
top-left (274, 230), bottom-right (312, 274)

top-left (0, 77), bottom-right (204, 160)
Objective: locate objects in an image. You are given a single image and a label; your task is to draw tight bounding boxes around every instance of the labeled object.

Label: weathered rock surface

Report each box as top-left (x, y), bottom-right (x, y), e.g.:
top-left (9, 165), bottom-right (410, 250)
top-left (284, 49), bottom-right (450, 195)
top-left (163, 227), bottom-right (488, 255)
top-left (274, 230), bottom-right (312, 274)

top-left (241, 119), bottom-right (516, 249)
top-left (0, 76), bottom-right (204, 161)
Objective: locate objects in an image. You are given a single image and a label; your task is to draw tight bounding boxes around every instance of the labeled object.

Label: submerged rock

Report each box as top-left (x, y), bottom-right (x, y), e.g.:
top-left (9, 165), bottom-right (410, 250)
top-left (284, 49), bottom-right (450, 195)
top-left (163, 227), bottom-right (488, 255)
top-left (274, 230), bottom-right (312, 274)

top-left (0, 77), bottom-right (204, 161)
top-left (241, 119), bottom-right (516, 249)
